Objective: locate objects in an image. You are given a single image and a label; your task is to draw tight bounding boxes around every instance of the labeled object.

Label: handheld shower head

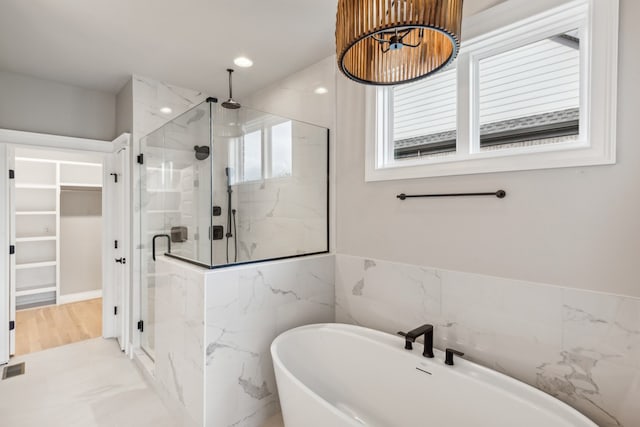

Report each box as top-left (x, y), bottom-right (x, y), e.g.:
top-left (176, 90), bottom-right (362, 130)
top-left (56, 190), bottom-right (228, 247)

top-left (222, 69), bottom-right (241, 110)
top-left (225, 167), bottom-right (233, 188)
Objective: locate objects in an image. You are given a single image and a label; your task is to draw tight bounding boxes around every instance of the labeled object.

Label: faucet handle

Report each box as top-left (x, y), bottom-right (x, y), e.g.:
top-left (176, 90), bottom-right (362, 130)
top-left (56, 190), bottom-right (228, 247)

top-left (397, 331), bottom-right (414, 350)
top-left (444, 348), bottom-right (465, 365)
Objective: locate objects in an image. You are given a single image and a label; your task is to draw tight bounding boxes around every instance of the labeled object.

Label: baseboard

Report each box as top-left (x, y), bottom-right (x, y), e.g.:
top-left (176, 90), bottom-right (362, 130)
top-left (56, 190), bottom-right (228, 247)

top-left (58, 289), bottom-right (102, 305)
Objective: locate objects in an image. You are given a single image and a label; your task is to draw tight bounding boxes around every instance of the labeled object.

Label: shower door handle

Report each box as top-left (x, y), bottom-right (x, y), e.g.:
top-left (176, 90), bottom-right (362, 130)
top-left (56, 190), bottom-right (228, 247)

top-left (115, 257), bottom-right (126, 264)
top-left (152, 234), bottom-right (172, 261)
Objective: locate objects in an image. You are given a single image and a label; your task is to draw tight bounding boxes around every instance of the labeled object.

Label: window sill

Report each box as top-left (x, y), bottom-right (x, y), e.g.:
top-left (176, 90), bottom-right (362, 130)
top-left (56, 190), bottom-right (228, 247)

top-left (365, 140), bottom-right (615, 181)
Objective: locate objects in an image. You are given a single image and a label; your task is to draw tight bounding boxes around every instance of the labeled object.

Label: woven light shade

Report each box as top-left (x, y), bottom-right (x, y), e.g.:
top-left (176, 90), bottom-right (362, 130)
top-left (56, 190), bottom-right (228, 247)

top-left (336, 0), bottom-right (464, 85)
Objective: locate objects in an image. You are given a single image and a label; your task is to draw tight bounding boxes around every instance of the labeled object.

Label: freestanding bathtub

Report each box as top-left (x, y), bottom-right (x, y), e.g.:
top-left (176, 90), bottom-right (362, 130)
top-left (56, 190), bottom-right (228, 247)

top-left (271, 323), bottom-right (597, 427)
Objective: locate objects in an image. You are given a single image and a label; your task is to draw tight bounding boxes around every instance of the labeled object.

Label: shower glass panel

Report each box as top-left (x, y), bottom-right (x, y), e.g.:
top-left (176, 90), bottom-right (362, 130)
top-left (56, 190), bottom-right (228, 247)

top-left (138, 100), bottom-right (328, 358)
top-left (139, 102), bottom-right (212, 359)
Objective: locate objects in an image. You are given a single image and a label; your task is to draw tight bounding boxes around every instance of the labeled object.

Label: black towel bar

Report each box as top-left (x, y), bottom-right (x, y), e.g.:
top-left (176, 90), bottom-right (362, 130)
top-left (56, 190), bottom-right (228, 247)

top-left (397, 190), bottom-right (506, 200)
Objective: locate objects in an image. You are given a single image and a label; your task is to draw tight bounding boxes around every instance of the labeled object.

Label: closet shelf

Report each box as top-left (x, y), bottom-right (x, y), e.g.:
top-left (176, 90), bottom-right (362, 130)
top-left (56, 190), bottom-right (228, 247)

top-left (15, 261), bottom-right (57, 270)
top-left (59, 182), bottom-right (102, 188)
top-left (15, 184), bottom-right (57, 190)
top-left (15, 285), bottom-right (57, 297)
top-left (16, 236), bottom-right (57, 242)
top-left (16, 211), bottom-right (56, 216)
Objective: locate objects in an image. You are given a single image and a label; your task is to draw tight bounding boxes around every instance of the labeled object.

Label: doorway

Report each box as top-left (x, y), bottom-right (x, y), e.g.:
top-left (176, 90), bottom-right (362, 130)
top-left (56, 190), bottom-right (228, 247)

top-left (0, 130), bottom-right (131, 364)
top-left (10, 147), bottom-right (104, 355)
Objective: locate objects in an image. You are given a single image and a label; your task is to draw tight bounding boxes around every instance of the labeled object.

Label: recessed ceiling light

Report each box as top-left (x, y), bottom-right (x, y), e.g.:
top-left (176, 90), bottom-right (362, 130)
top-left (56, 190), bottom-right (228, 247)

top-left (160, 107), bottom-right (172, 114)
top-left (234, 56), bottom-right (253, 68)
top-left (314, 87), bottom-right (328, 95)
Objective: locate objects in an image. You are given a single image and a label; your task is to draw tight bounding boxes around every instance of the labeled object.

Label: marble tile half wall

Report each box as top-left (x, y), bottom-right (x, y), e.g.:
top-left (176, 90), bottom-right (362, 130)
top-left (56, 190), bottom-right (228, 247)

top-left (205, 254), bottom-right (335, 427)
top-left (155, 256), bottom-right (206, 427)
top-left (335, 254), bottom-right (640, 427)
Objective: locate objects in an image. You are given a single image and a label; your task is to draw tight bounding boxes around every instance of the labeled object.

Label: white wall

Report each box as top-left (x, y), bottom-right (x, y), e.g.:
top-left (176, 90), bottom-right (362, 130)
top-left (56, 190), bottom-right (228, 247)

top-left (245, 56), bottom-right (336, 130)
top-left (59, 190), bottom-right (102, 296)
top-left (335, 0), bottom-right (640, 299)
top-left (244, 56), bottom-right (337, 255)
top-left (0, 70), bottom-right (116, 140)
top-left (116, 78), bottom-right (133, 136)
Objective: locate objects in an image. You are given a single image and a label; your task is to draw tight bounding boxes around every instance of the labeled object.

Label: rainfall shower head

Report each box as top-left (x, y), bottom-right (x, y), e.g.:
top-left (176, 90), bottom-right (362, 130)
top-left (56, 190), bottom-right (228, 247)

top-left (194, 145), bottom-right (210, 160)
top-left (221, 68), bottom-right (241, 110)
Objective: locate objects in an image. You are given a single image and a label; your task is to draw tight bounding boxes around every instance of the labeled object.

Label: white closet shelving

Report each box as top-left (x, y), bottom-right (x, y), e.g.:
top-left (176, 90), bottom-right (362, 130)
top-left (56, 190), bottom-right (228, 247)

top-left (14, 157), bottom-right (102, 310)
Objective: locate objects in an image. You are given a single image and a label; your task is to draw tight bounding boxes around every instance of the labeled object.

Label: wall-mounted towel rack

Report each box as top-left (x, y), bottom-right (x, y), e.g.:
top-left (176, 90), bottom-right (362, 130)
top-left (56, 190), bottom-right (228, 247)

top-left (397, 190), bottom-right (506, 200)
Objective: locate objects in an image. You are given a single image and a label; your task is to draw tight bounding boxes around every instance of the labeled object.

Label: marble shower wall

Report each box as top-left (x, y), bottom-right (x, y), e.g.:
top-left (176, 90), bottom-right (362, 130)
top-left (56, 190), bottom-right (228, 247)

top-left (234, 121), bottom-right (329, 264)
top-left (154, 257), bottom-right (206, 427)
top-left (335, 254), bottom-right (640, 427)
top-left (205, 254), bottom-right (335, 427)
top-left (132, 75), bottom-right (207, 144)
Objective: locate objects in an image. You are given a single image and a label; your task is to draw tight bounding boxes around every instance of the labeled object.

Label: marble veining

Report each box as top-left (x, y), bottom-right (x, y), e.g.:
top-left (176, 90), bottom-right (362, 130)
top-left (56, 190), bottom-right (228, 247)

top-left (535, 350), bottom-right (623, 427)
top-left (205, 255), bottom-right (335, 427)
top-left (233, 125), bottom-right (328, 265)
top-left (238, 365), bottom-right (273, 400)
top-left (155, 257), bottom-right (206, 427)
top-left (335, 254), bottom-right (640, 427)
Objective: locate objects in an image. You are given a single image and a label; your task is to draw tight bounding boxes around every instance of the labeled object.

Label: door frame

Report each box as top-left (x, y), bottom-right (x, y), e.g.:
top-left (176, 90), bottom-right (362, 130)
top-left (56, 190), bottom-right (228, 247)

top-left (102, 134), bottom-right (131, 352)
top-left (0, 144), bottom-right (10, 364)
top-left (0, 129), bottom-right (133, 363)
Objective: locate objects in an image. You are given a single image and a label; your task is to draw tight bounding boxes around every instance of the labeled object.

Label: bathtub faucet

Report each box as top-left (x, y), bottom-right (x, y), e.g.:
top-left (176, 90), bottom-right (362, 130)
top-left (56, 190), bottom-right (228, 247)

top-left (398, 324), bottom-right (434, 358)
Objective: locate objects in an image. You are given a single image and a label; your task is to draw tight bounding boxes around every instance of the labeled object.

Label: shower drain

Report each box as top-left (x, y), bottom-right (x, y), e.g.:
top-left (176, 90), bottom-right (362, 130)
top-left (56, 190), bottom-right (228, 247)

top-left (2, 362), bottom-right (25, 379)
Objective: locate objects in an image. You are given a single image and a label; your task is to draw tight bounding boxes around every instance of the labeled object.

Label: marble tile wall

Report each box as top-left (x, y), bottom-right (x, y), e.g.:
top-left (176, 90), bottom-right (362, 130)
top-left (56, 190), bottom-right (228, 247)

top-left (155, 257), bottom-right (206, 427)
top-left (335, 254), bottom-right (640, 427)
top-left (234, 121), bottom-right (329, 264)
top-left (205, 254), bottom-right (335, 427)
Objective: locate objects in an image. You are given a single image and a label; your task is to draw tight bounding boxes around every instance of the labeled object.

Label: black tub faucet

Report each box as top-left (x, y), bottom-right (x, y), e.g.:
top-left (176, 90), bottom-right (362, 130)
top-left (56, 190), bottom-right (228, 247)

top-left (445, 348), bottom-right (464, 365)
top-left (398, 324), bottom-right (434, 358)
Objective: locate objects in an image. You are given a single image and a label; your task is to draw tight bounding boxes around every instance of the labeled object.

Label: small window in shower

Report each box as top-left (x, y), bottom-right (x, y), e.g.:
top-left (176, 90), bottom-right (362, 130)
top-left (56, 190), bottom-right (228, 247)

top-left (242, 130), bottom-right (262, 182)
top-left (270, 121), bottom-right (292, 178)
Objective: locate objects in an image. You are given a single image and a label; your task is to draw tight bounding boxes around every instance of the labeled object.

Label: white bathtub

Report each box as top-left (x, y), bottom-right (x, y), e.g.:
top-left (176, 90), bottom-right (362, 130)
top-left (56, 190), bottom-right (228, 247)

top-left (271, 323), bottom-right (597, 427)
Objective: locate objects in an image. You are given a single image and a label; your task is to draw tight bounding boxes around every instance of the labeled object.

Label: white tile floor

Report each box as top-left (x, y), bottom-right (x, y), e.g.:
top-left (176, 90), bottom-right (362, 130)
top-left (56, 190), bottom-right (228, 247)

top-left (0, 338), bottom-right (179, 427)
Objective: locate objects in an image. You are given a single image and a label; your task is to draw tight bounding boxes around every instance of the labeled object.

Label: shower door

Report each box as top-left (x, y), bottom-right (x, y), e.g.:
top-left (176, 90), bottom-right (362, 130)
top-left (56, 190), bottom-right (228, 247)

top-left (139, 126), bottom-right (165, 359)
top-left (138, 102), bottom-right (213, 359)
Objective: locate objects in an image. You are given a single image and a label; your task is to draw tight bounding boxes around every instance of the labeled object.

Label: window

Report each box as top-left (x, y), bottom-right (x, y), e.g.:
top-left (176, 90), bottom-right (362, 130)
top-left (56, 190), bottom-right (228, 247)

top-left (242, 130), bottom-right (262, 182)
top-left (270, 121), bottom-right (292, 178)
top-left (478, 31), bottom-right (580, 152)
top-left (230, 120), bottom-right (293, 183)
top-left (393, 67), bottom-right (457, 160)
top-left (366, 0), bottom-right (618, 181)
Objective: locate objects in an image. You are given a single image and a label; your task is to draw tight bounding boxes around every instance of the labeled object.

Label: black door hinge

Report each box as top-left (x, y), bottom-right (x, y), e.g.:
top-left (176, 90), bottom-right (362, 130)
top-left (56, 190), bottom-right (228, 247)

top-left (9, 245), bottom-right (15, 255)
top-left (9, 321), bottom-right (15, 331)
top-left (114, 240), bottom-right (118, 249)
top-left (137, 154), bottom-right (144, 164)
top-left (110, 173), bottom-right (118, 183)
top-left (137, 320), bottom-right (144, 332)
top-left (114, 306), bottom-right (118, 316)
top-left (9, 169), bottom-right (15, 179)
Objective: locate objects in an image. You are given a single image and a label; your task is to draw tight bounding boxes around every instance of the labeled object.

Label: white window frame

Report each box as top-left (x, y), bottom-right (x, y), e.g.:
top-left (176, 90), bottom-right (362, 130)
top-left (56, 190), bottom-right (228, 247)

top-left (365, 0), bottom-right (618, 181)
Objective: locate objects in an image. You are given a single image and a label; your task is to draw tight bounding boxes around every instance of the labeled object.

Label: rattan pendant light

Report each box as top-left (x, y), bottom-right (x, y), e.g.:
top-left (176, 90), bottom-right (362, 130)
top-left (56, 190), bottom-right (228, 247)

top-left (336, 0), bottom-right (464, 85)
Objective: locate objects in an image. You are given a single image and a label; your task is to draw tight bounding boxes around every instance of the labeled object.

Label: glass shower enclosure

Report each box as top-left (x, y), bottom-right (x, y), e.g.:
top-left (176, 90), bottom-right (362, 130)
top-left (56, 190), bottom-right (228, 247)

top-left (138, 99), bottom-right (329, 358)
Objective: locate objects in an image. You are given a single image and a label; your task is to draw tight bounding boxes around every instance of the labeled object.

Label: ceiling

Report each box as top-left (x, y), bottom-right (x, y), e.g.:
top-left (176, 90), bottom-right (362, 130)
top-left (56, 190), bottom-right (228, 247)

top-left (0, 0), bottom-right (504, 98)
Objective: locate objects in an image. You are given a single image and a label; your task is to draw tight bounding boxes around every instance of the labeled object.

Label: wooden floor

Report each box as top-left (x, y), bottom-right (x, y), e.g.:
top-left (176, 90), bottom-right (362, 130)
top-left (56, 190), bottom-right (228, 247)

top-left (15, 298), bottom-right (102, 356)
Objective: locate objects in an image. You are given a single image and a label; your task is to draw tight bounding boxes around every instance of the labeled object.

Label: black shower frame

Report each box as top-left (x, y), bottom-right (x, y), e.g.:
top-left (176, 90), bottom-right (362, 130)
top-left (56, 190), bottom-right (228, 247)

top-left (164, 124), bottom-right (331, 270)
